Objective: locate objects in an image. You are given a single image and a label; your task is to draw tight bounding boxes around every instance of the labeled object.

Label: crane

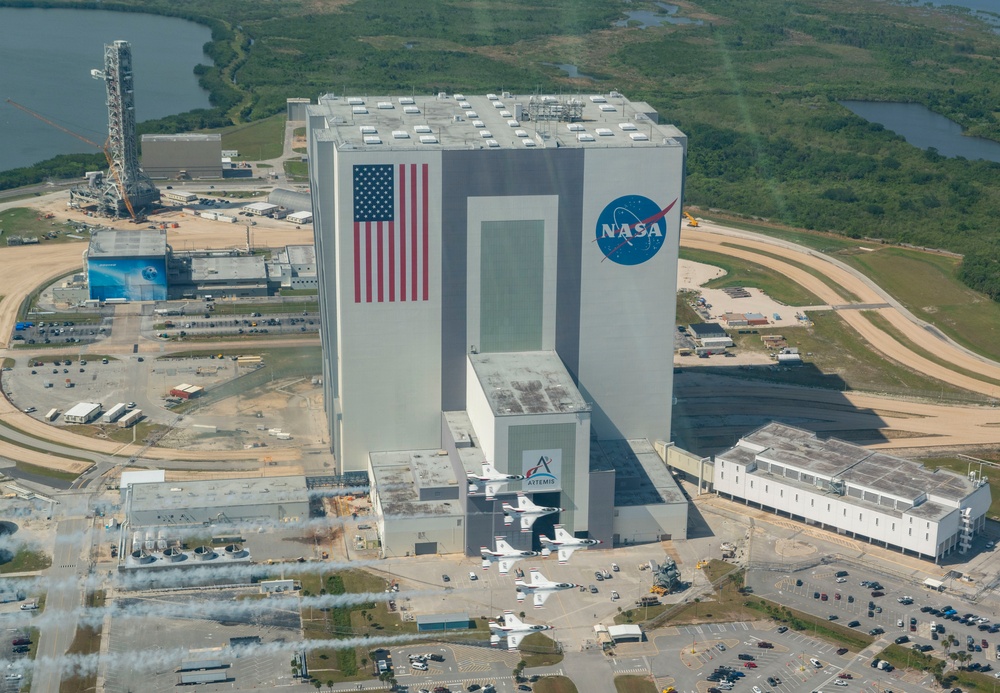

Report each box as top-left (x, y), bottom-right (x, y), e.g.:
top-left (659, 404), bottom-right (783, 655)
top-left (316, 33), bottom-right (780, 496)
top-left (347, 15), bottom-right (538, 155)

top-left (683, 211), bottom-right (699, 228)
top-left (4, 98), bottom-right (142, 222)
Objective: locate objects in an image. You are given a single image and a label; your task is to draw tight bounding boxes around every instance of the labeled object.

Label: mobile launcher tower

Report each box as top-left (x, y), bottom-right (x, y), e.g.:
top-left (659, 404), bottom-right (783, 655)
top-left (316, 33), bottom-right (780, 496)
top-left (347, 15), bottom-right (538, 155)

top-left (71, 40), bottom-right (159, 219)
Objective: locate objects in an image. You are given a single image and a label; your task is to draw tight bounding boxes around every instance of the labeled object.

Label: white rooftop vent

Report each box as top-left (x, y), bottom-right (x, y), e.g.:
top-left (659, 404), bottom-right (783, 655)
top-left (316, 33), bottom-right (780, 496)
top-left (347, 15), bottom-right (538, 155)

top-left (618, 122), bottom-right (638, 131)
top-left (392, 130), bottom-right (410, 139)
top-left (480, 130), bottom-right (493, 138)
top-left (352, 106), bottom-right (368, 114)
top-left (523, 139), bottom-right (537, 147)
top-left (493, 101), bottom-right (505, 108)
top-left (487, 139), bottom-right (500, 148)
top-left (377, 101), bottom-right (393, 110)
top-left (599, 104), bottom-right (617, 112)
top-left (419, 134), bottom-right (439, 144)
top-left (414, 125), bottom-right (433, 133)
top-left (629, 132), bottom-right (649, 141)
top-left (507, 119), bottom-right (520, 127)
top-left (459, 101), bottom-right (472, 109)
top-left (500, 110), bottom-right (512, 118)
top-left (577, 133), bottom-right (595, 142)
top-left (595, 127), bottom-right (614, 136)
top-left (399, 97), bottom-right (416, 104)
top-left (359, 125), bottom-right (377, 134)
top-left (363, 135), bottom-right (382, 145)
top-left (437, 92), bottom-right (449, 99)
top-left (514, 129), bottom-right (528, 138)
top-left (454, 93), bottom-right (466, 100)
top-left (473, 120), bottom-right (485, 128)
top-left (566, 123), bottom-right (585, 132)
top-left (590, 95), bottom-right (607, 103)
top-left (403, 106), bottom-right (421, 114)
top-left (466, 111), bottom-right (479, 119)
top-left (348, 97), bottom-right (365, 105)
top-left (487, 93), bottom-right (499, 100)
top-left (502, 91), bottom-right (512, 99)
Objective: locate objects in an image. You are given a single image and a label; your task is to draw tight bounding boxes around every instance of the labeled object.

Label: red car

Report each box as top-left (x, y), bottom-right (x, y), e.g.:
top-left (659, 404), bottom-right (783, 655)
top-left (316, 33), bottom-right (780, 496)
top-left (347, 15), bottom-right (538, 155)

top-left (821, 593), bottom-right (829, 601)
top-left (838, 673), bottom-right (853, 679)
top-left (834, 592), bottom-right (842, 600)
top-left (744, 662), bottom-right (758, 668)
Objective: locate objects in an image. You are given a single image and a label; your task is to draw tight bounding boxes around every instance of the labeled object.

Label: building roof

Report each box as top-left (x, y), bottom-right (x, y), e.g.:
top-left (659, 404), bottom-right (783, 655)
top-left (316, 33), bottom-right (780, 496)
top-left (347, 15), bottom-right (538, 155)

top-left (287, 211), bottom-right (313, 223)
top-left (120, 469), bottom-right (166, 488)
top-left (608, 624), bottom-right (642, 639)
top-left (286, 245), bottom-right (315, 265)
top-left (141, 134), bottom-right (221, 143)
top-left (309, 92), bottom-right (685, 152)
top-left (415, 612), bottom-right (469, 626)
top-left (370, 450), bottom-right (463, 517)
top-left (719, 423), bottom-right (983, 519)
top-left (64, 402), bottom-right (101, 418)
top-left (130, 475), bottom-right (307, 514)
top-left (189, 255), bottom-right (267, 282)
top-left (88, 228), bottom-right (167, 258)
top-left (590, 439), bottom-right (687, 507)
top-left (268, 188), bottom-right (313, 213)
top-left (243, 202), bottom-right (278, 213)
top-left (468, 351), bottom-right (588, 416)
top-left (688, 322), bottom-right (727, 338)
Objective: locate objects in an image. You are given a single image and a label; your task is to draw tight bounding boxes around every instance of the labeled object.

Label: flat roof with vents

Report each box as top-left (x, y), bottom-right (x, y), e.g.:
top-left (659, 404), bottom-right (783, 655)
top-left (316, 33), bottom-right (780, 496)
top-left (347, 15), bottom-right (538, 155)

top-left (469, 351), bottom-right (588, 416)
top-left (88, 228), bottom-right (167, 258)
top-left (307, 92), bottom-right (685, 151)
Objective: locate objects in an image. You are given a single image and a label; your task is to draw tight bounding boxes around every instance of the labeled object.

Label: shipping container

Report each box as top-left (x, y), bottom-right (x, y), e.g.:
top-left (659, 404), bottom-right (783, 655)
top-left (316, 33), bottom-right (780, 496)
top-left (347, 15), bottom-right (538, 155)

top-left (103, 403), bottom-right (128, 424)
top-left (700, 337), bottom-right (734, 348)
top-left (118, 409), bottom-right (142, 428)
top-left (45, 408), bottom-right (59, 421)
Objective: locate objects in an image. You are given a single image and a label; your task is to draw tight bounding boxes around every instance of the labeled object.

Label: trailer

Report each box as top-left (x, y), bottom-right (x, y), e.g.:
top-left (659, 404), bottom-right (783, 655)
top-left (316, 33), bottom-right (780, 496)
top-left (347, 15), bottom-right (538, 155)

top-left (14, 322), bottom-right (34, 331)
top-left (103, 403), bottom-right (128, 424)
top-left (169, 384), bottom-right (204, 400)
top-left (44, 408), bottom-right (59, 421)
top-left (178, 670), bottom-right (231, 685)
top-left (118, 409), bottom-right (142, 428)
top-left (700, 336), bottom-right (734, 348)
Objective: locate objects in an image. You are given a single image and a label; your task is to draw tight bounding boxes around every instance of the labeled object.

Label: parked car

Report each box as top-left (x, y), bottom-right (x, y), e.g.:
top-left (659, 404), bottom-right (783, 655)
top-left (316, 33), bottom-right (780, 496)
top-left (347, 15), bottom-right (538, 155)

top-left (871, 591), bottom-right (885, 597)
top-left (776, 626), bottom-right (788, 634)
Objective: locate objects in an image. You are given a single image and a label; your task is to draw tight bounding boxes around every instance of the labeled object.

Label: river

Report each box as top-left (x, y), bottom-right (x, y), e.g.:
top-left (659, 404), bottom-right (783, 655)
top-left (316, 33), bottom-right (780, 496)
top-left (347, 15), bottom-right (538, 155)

top-left (0, 8), bottom-right (211, 172)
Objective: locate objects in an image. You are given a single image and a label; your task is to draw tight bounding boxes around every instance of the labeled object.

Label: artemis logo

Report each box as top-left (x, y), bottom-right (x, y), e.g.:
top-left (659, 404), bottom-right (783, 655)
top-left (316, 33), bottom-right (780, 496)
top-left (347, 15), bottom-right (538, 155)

top-left (525, 456), bottom-right (557, 487)
top-left (595, 195), bottom-right (677, 265)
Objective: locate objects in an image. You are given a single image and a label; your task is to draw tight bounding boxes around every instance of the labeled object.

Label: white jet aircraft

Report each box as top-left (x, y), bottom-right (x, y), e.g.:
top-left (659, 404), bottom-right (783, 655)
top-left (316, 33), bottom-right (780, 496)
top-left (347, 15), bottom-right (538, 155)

top-left (539, 524), bottom-right (603, 564)
top-left (488, 610), bottom-right (554, 650)
top-left (515, 567), bottom-right (579, 609)
top-left (502, 492), bottom-right (563, 533)
top-left (480, 537), bottom-right (540, 575)
top-left (467, 462), bottom-right (525, 501)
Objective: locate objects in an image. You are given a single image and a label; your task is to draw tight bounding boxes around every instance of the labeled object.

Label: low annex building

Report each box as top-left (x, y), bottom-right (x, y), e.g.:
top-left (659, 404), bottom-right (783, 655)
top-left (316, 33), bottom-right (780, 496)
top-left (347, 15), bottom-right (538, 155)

top-left (714, 423), bottom-right (991, 562)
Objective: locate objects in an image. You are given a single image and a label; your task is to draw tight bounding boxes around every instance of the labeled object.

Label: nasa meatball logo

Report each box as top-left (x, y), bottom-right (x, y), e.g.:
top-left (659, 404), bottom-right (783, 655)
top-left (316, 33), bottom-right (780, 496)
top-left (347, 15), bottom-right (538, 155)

top-left (141, 266), bottom-right (158, 282)
top-left (595, 195), bottom-right (677, 265)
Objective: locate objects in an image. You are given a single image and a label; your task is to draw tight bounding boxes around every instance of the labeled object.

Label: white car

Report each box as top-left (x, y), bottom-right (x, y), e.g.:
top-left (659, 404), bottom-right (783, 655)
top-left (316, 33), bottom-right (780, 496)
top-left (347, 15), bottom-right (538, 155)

top-left (411, 661), bottom-right (428, 671)
top-left (897, 619), bottom-right (904, 627)
top-left (611, 590), bottom-right (620, 601)
top-left (752, 686), bottom-right (762, 693)
top-left (834, 681), bottom-right (849, 687)
top-left (810, 658), bottom-right (823, 668)
top-left (836, 577), bottom-right (847, 583)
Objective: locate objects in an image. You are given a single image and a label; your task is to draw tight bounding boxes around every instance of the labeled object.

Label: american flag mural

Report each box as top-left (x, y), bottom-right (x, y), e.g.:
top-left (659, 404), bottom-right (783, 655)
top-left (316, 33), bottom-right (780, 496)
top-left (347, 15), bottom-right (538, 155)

top-left (352, 163), bottom-right (429, 303)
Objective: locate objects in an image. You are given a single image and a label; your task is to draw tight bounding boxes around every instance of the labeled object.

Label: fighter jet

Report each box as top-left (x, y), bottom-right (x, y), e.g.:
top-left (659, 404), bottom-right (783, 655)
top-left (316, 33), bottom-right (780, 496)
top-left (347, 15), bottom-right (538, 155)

top-left (480, 537), bottom-right (540, 575)
top-left (467, 462), bottom-right (525, 501)
top-left (488, 610), bottom-right (554, 650)
top-left (515, 567), bottom-right (579, 609)
top-left (502, 492), bottom-right (563, 533)
top-left (539, 524), bottom-right (603, 564)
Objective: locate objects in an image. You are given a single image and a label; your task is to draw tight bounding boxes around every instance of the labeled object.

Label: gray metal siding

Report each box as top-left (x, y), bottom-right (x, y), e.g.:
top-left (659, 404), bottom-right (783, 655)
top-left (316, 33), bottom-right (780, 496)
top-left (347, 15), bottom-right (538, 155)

top-left (440, 149), bottom-right (585, 411)
top-left (480, 220), bottom-right (544, 352)
top-left (507, 423), bottom-right (577, 529)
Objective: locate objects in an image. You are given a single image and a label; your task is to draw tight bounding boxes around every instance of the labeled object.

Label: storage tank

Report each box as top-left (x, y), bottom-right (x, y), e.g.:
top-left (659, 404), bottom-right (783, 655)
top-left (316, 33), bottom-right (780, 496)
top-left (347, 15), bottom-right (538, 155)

top-left (193, 545), bottom-right (217, 561)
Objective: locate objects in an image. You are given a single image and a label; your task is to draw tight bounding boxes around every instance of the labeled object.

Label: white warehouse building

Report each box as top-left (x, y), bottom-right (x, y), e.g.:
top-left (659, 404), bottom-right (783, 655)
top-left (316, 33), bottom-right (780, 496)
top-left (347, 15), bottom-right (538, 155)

top-left (307, 91), bottom-right (690, 553)
top-left (715, 423), bottom-right (991, 562)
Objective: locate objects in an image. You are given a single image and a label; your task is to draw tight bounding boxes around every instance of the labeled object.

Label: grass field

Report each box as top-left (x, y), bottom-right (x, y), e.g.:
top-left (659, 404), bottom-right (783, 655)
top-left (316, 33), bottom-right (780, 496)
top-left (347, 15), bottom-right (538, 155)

top-left (519, 632), bottom-right (563, 667)
top-left (679, 247), bottom-right (822, 307)
top-left (877, 643), bottom-right (1000, 692)
top-left (14, 460), bottom-right (85, 481)
top-left (695, 211), bottom-right (878, 256)
top-left (718, 242), bottom-right (862, 303)
top-left (210, 114), bottom-right (286, 161)
top-left (534, 676), bottom-right (578, 693)
top-left (676, 290), bottom-right (702, 326)
top-left (614, 674), bottom-right (657, 693)
top-left (0, 208), bottom-right (87, 244)
top-left (58, 623), bottom-right (101, 693)
top-left (838, 247), bottom-right (1000, 362)
top-left (720, 312), bottom-right (979, 402)
top-left (0, 547), bottom-right (52, 574)
top-left (284, 160), bottom-right (309, 181)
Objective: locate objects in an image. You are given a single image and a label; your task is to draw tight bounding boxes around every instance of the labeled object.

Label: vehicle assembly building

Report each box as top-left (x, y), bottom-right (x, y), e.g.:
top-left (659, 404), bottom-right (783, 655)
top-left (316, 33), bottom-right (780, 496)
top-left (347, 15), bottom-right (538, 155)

top-left (127, 475), bottom-right (309, 528)
top-left (307, 91), bottom-right (688, 553)
top-left (714, 423), bottom-right (992, 562)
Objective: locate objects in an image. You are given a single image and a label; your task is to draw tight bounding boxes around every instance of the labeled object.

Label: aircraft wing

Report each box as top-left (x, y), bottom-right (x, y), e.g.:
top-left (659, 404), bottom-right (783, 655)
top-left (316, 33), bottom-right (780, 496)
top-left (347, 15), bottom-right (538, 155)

top-left (484, 482), bottom-right (500, 500)
top-left (557, 545), bottom-right (578, 564)
top-left (497, 557), bottom-right (518, 576)
top-left (533, 591), bottom-right (551, 609)
top-left (481, 555), bottom-right (492, 570)
top-left (503, 512), bottom-right (514, 527)
top-left (505, 631), bottom-right (524, 651)
top-left (519, 514), bottom-right (536, 533)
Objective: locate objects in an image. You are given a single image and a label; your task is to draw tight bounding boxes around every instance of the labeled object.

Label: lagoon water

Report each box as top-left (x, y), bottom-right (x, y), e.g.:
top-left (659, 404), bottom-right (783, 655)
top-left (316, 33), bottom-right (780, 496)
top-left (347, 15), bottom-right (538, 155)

top-left (840, 101), bottom-right (1000, 163)
top-left (0, 8), bottom-right (211, 172)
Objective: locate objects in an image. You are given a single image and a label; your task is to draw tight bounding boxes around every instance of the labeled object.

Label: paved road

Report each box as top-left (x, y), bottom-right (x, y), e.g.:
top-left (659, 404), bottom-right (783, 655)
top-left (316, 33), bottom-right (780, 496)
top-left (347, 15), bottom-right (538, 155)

top-left (32, 500), bottom-right (91, 693)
